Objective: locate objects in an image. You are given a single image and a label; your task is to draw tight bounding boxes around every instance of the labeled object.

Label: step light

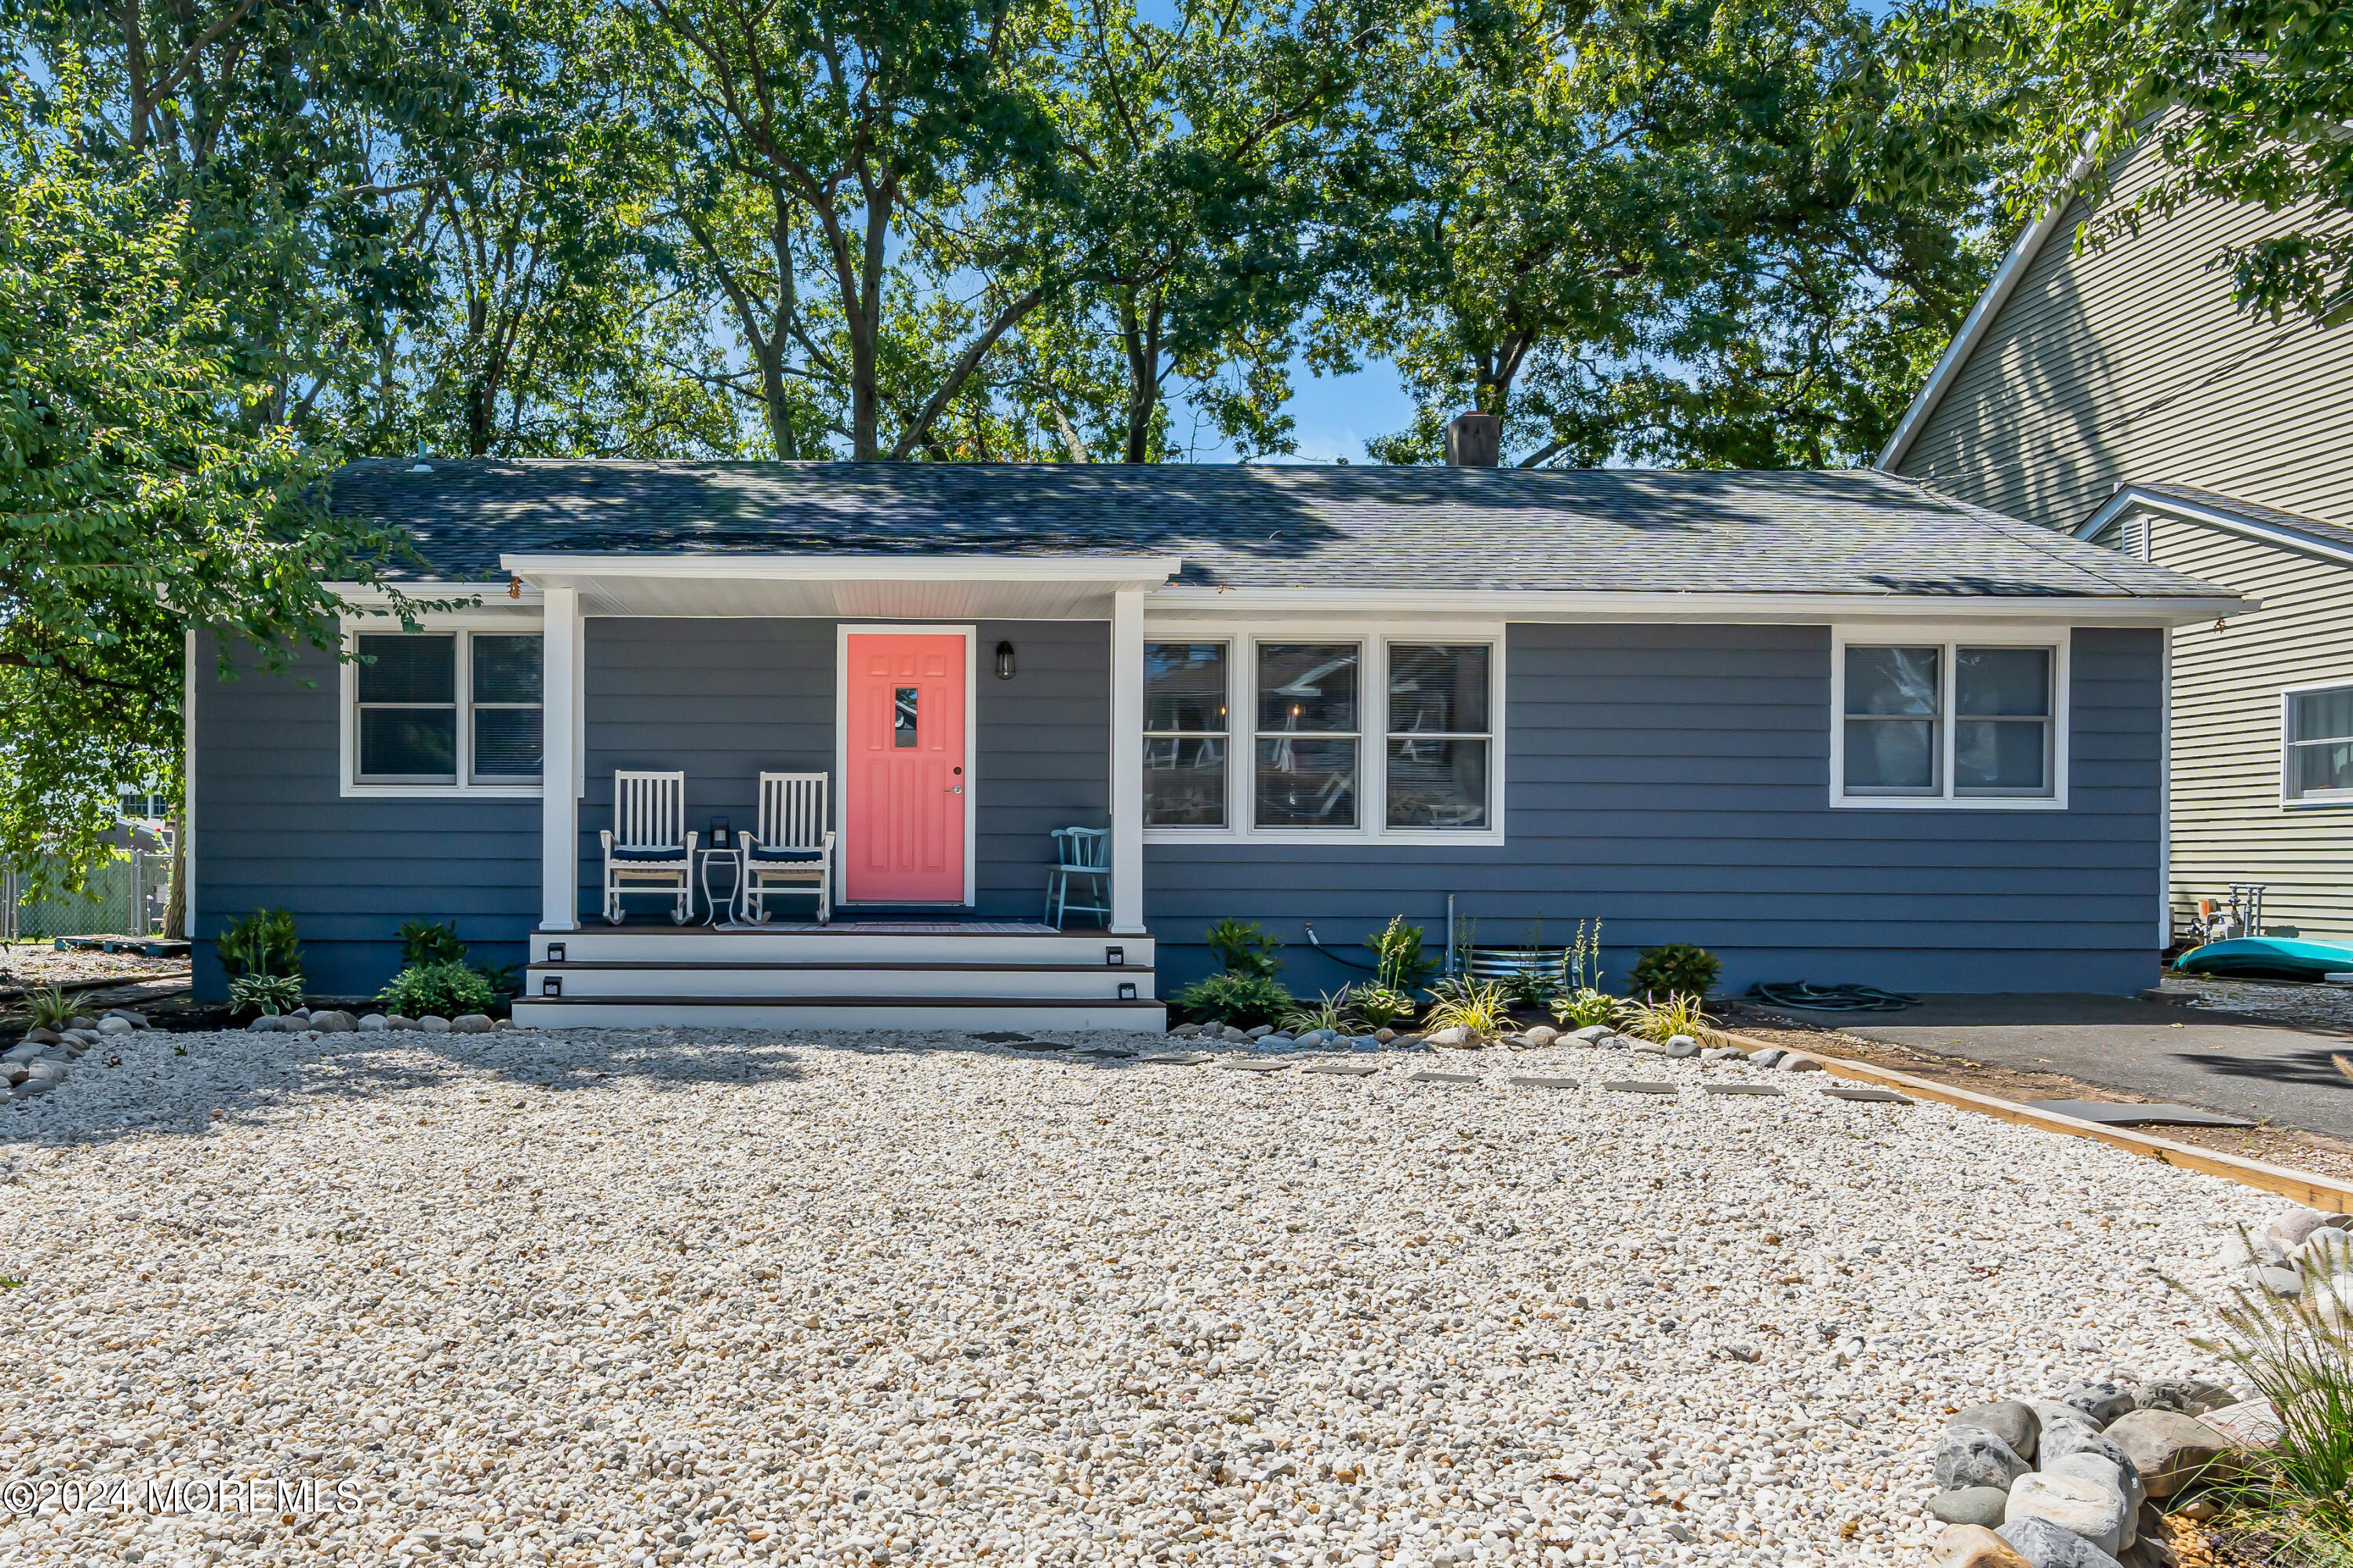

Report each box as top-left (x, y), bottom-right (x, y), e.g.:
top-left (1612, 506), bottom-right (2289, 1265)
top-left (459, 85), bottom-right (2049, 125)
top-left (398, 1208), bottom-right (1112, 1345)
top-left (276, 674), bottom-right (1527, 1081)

top-left (546, 942), bottom-right (566, 963)
top-left (1117, 982), bottom-right (1137, 1000)
top-left (1106, 945), bottom-right (1124, 966)
top-left (541, 976), bottom-right (562, 998)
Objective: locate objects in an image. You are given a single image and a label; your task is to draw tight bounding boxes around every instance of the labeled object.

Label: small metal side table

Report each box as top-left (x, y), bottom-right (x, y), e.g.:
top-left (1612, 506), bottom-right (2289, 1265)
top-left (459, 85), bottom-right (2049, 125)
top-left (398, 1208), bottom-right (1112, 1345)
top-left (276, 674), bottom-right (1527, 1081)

top-left (696, 846), bottom-right (744, 926)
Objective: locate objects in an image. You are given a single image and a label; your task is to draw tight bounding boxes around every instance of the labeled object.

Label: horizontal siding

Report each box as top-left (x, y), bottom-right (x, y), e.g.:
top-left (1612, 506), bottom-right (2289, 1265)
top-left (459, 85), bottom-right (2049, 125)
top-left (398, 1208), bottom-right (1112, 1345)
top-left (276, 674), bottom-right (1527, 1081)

top-left (1899, 134), bottom-right (2353, 535)
top-left (191, 638), bottom-right (539, 1001)
top-left (579, 619), bottom-right (1106, 920)
top-left (2149, 521), bottom-right (2353, 939)
top-left (1145, 623), bottom-right (2164, 995)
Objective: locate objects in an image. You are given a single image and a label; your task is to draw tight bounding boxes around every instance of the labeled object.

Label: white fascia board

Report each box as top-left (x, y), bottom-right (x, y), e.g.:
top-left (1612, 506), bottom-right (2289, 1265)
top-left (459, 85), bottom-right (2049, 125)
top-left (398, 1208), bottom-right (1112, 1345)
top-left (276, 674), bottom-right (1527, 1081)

top-left (1140, 586), bottom-right (2248, 627)
top-left (500, 553), bottom-right (1184, 591)
top-left (328, 580), bottom-right (536, 604)
top-left (2077, 486), bottom-right (2353, 570)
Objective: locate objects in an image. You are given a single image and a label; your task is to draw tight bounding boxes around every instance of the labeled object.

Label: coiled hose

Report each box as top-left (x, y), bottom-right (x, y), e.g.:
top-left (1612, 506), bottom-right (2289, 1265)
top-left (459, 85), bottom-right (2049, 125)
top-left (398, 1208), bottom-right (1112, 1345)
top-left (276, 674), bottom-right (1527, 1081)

top-left (1745, 980), bottom-right (1919, 1013)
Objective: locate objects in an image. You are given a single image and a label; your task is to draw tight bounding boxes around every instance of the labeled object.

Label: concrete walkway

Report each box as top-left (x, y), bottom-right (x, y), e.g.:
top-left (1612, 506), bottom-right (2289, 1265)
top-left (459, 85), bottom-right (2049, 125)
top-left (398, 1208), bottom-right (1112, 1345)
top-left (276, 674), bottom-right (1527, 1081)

top-left (1832, 992), bottom-right (2353, 1140)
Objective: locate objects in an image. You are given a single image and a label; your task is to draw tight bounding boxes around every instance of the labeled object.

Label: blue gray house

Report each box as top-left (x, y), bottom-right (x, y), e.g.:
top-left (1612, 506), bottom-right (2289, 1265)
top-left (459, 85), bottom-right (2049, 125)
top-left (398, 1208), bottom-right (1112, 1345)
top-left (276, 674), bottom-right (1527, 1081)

top-left (186, 457), bottom-right (2244, 1030)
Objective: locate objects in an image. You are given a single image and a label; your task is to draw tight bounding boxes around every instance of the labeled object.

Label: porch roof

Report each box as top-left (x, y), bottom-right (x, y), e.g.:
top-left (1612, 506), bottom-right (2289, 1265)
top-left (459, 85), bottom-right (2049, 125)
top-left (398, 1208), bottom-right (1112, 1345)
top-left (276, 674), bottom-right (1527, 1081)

top-left (333, 457), bottom-right (2243, 608)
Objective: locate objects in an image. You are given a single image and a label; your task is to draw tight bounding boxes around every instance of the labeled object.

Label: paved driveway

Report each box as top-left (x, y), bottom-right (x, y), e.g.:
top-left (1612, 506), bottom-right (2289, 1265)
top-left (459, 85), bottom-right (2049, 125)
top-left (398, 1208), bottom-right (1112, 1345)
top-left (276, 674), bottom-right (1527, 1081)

top-left (1833, 992), bottom-right (2353, 1140)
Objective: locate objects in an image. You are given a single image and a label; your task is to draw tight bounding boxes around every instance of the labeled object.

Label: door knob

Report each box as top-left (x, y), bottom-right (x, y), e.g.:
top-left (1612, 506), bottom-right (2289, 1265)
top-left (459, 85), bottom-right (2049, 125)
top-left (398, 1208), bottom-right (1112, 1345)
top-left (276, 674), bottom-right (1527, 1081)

top-left (948, 785), bottom-right (963, 794)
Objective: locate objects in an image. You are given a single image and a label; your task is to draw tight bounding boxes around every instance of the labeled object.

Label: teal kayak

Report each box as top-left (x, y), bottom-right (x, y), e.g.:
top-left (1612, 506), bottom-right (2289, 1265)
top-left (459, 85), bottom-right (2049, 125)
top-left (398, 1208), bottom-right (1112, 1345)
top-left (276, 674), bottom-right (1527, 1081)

top-left (2172, 937), bottom-right (2353, 983)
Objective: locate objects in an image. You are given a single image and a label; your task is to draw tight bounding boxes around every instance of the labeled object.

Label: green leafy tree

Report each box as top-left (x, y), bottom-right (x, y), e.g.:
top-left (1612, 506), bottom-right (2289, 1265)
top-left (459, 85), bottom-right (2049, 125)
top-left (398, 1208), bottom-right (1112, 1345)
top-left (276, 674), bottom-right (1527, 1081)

top-left (1897, 0), bottom-right (2353, 326)
top-left (0, 104), bottom-right (421, 890)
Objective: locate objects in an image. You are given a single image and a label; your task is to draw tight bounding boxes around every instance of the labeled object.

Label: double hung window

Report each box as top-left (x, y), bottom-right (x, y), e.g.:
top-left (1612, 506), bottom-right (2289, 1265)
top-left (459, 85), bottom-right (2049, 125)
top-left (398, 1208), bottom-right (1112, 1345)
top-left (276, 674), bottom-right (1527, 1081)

top-left (1837, 636), bottom-right (2060, 805)
top-left (2286, 686), bottom-right (2353, 802)
top-left (1143, 635), bottom-right (1500, 837)
top-left (351, 630), bottom-right (544, 790)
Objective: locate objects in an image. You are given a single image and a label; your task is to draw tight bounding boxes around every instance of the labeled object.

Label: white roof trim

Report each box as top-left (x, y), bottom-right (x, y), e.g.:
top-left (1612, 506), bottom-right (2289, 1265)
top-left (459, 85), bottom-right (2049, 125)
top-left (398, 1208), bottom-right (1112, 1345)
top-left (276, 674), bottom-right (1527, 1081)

top-left (1141, 586), bottom-right (2246, 627)
top-left (1876, 141), bottom-right (2102, 473)
top-left (500, 552), bottom-right (1183, 590)
top-left (2077, 485), bottom-right (2353, 569)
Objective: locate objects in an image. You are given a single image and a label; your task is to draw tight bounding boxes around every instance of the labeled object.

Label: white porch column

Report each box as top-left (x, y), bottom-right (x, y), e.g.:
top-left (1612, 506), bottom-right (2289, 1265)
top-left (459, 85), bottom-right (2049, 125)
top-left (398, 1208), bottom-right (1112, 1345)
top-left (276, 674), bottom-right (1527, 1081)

top-left (540, 584), bottom-right (582, 932)
top-left (1109, 588), bottom-right (1147, 934)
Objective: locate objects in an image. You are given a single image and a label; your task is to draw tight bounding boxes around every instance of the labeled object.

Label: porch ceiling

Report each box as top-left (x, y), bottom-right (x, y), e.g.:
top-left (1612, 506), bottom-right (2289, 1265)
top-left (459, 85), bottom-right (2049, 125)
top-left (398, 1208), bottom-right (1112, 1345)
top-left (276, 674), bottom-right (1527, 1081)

top-left (502, 553), bottom-right (1180, 620)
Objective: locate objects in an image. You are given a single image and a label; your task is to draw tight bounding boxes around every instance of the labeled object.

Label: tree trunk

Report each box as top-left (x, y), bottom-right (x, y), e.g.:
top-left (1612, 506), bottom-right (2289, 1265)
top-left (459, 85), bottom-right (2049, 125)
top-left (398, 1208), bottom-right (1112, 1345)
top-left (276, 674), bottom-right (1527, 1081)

top-left (163, 810), bottom-right (186, 940)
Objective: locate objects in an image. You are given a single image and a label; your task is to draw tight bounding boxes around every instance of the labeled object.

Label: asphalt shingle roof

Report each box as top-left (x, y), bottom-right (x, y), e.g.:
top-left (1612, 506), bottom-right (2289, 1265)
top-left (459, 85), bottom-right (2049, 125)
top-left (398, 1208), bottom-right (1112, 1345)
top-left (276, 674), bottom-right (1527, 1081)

top-left (333, 459), bottom-right (2235, 600)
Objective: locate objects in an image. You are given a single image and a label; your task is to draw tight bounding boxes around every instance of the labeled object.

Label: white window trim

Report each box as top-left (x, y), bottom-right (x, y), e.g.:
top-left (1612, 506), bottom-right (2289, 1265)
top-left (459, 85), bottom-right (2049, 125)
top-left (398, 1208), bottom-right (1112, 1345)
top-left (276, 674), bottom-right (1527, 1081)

top-left (2280, 678), bottom-right (2353, 809)
top-left (1829, 624), bottom-right (2071, 810)
top-left (339, 613), bottom-right (546, 799)
top-left (1140, 620), bottom-right (1507, 846)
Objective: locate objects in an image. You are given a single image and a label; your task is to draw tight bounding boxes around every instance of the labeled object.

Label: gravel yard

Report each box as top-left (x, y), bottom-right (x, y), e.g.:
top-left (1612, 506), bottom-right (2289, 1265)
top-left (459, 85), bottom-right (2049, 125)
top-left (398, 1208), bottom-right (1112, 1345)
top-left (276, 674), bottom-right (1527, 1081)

top-left (0, 1027), bottom-right (2270, 1568)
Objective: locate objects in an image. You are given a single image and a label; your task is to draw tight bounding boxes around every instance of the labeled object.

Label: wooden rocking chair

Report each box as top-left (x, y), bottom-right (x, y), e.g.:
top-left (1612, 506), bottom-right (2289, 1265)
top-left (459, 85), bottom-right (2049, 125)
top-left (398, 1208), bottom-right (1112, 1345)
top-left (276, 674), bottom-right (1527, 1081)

top-left (601, 769), bottom-right (699, 924)
top-left (740, 771), bottom-right (834, 925)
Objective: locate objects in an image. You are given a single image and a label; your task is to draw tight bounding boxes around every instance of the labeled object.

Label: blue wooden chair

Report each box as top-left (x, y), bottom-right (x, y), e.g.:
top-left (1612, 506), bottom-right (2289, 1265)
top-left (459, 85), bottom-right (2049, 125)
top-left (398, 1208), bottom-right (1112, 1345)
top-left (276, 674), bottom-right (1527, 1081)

top-left (1043, 827), bottom-right (1111, 928)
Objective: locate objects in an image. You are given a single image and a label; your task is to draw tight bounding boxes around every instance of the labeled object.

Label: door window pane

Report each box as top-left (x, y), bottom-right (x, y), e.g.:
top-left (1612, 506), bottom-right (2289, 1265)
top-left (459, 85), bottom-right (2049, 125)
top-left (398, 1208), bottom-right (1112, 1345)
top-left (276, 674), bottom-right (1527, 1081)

top-left (1257, 645), bottom-right (1357, 733)
top-left (893, 687), bottom-right (918, 748)
top-left (360, 708), bottom-right (456, 778)
top-left (1255, 737), bottom-right (1358, 827)
top-left (356, 635), bottom-right (454, 704)
top-left (1387, 738), bottom-right (1487, 828)
top-left (1845, 646), bottom-right (1939, 715)
top-left (472, 635), bottom-right (542, 704)
top-left (1957, 648), bottom-right (2050, 716)
top-left (1388, 645), bottom-right (1489, 734)
top-left (1844, 718), bottom-right (1936, 791)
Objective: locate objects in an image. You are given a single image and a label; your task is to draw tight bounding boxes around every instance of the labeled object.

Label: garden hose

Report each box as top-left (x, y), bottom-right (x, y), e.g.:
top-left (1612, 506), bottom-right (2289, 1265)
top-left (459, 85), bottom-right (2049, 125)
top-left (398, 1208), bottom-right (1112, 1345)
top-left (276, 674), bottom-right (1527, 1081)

top-left (1745, 980), bottom-right (1919, 1013)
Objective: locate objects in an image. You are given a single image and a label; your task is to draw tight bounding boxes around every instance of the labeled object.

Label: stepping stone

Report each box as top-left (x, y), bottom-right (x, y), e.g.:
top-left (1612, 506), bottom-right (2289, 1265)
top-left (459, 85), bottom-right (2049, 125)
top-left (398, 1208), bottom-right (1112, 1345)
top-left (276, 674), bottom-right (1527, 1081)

top-left (1600, 1081), bottom-right (1678, 1095)
top-left (1508, 1075), bottom-right (1579, 1090)
top-left (971, 1031), bottom-right (1033, 1042)
top-left (1077, 1046), bottom-right (1137, 1059)
top-left (1304, 1060), bottom-right (1381, 1077)
top-left (1407, 1071), bottom-right (1482, 1086)
top-left (1137, 1053), bottom-right (1216, 1066)
top-left (1705, 1083), bottom-right (1784, 1096)
top-left (1005, 1039), bottom-right (1071, 1051)
top-left (1219, 1057), bottom-right (1293, 1073)
top-left (2025, 1098), bottom-right (2249, 1128)
top-left (1823, 1086), bottom-right (1912, 1105)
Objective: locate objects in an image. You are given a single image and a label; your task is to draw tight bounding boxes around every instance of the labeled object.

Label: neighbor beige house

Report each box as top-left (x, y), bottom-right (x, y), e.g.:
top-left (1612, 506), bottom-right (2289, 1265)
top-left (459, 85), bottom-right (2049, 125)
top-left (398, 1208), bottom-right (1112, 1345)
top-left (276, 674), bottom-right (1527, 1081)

top-left (1880, 136), bottom-right (2353, 945)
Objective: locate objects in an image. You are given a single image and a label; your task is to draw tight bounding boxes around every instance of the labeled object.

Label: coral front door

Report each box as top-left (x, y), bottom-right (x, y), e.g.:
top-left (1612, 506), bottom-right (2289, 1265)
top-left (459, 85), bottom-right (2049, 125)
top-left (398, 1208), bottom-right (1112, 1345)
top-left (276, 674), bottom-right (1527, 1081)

top-left (843, 632), bottom-right (969, 903)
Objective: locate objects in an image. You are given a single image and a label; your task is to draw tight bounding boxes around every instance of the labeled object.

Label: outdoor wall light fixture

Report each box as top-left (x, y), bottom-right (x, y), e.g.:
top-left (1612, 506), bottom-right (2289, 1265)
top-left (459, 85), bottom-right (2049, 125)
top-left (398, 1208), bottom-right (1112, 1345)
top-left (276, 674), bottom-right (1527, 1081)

top-left (995, 640), bottom-right (1016, 680)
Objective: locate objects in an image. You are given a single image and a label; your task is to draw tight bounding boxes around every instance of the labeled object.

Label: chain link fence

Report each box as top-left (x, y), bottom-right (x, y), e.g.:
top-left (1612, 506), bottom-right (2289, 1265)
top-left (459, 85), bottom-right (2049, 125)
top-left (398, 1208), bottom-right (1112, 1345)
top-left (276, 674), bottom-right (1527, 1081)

top-left (0, 852), bottom-right (169, 942)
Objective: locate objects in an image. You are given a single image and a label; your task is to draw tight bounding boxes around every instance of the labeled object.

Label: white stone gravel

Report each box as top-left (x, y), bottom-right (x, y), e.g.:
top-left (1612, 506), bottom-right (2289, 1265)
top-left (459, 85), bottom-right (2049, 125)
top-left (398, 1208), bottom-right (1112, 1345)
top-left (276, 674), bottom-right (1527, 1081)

top-left (0, 1027), bottom-right (2269, 1567)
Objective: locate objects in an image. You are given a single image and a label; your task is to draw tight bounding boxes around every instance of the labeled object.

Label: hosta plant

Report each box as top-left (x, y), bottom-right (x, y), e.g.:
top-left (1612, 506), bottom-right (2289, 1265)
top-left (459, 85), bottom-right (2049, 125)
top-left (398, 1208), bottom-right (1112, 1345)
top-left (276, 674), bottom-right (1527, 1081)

top-left (1551, 988), bottom-right (1623, 1030)
top-left (1349, 984), bottom-right (1420, 1030)
top-left (229, 972), bottom-right (306, 1017)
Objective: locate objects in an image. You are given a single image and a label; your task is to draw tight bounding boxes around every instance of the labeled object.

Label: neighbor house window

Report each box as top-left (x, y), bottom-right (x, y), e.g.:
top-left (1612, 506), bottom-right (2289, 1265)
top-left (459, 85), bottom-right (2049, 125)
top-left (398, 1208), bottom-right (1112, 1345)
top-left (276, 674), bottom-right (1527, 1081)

top-left (1256, 643), bottom-right (1360, 828)
top-left (1837, 638), bottom-right (2060, 806)
top-left (2286, 685), bottom-right (2353, 802)
top-left (1144, 642), bottom-right (1229, 827)
top-left (1387, 644), bottom-right (1490, 828)
top-left (351, 631), bottom-right (542, 789)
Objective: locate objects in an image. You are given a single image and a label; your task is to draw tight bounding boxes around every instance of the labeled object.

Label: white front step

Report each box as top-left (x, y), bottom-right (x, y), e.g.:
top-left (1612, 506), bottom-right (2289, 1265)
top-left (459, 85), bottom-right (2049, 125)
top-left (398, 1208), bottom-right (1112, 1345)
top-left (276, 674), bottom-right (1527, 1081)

top-left (531, 962), bottom-right (1154, 1001)
top-left (532, 926), bottom-right (1151, 969)
top-left (509, 998), bottom-right (1168, 1033)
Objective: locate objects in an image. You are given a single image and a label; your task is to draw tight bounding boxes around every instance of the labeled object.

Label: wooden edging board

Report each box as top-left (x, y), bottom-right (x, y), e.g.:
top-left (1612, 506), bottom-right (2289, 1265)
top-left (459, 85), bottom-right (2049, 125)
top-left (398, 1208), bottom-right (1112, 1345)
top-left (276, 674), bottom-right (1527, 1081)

top-left (1718, 1029), bottom-right (2353, 1216)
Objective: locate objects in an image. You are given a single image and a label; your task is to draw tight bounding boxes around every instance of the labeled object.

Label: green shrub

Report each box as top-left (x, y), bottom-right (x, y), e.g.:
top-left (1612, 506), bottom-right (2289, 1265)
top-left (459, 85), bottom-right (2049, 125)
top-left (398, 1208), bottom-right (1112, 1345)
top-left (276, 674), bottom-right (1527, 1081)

top-left (1174, 970), bottom-right (1291, 1028)
top-left (230, 973), bottom-right (305, 1017)
top-left (1626, 942), bottom-right (1722, 999)
top-left (1203, 918), bottom-right (1280, 979)
top-left (379, 962), bottom-right (496, 1019)
top-left (397, 919), bottom-right (468, 966)
top-left (1551, 988), bottom-right (1622, 1030)
top-left (217, 908), bottom-right (302, 980)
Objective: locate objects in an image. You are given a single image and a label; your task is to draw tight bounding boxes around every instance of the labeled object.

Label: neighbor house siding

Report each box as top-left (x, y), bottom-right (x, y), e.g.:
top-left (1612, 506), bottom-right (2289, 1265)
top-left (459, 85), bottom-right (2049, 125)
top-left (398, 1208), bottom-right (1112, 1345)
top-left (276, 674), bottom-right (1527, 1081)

top-left (2100, 514), bottom-right (2353, 940)
top-left (1144, 623), bottom-right (2164, 996)
top-left (189, 638), bottom-right (540, 1001)
top-left (577, 618), bottom-right (1107, 920)
top-left (1896, 139), bottom-right (2353, 536)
